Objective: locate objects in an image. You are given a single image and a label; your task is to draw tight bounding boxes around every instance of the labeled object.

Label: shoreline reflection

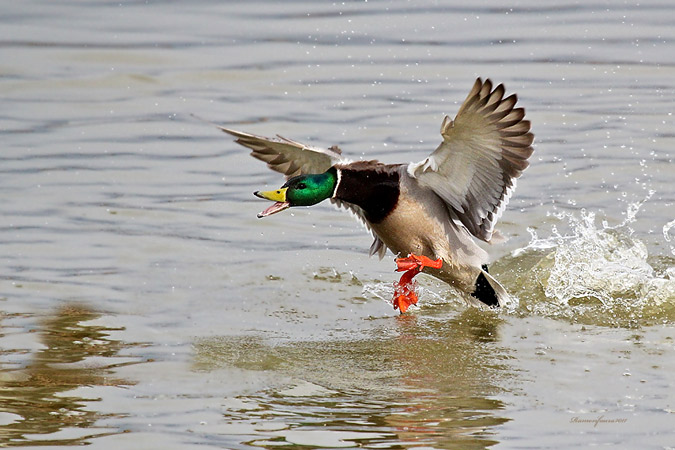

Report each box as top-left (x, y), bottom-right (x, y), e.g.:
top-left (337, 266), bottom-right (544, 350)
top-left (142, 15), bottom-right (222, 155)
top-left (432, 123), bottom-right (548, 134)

top-left (0, 303), bottom-right (133, 446)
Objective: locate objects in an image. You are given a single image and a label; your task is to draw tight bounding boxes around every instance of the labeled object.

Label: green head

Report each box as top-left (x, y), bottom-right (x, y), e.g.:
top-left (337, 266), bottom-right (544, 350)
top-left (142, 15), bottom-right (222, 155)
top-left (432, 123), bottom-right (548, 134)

top-left (254, 168), bottom-right (337, 218)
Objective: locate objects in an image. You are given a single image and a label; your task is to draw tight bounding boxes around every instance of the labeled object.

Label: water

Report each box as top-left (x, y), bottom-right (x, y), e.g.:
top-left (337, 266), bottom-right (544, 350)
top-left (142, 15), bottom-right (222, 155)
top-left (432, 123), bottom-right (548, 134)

top-left (1, 0), bottom-right (674, 448)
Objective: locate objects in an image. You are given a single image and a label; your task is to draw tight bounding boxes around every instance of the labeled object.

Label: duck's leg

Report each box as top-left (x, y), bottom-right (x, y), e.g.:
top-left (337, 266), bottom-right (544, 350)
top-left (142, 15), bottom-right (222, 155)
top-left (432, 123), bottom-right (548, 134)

top-left (395, 254), bottom-right (443, 272)
top-left (392, 254), bottom-right (443, 313)
top-left (392, 267), bottom-right (420, 313)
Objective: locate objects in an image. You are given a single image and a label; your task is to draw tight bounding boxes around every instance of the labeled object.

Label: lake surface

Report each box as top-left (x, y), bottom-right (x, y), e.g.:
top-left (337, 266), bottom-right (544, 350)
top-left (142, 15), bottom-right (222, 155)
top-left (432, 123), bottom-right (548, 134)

top-left (1, 0), bottom-right (674, 448)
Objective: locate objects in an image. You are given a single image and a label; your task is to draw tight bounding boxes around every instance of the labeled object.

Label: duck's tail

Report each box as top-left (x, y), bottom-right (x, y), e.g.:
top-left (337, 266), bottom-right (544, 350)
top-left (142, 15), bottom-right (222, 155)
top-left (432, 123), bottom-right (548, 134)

top-left (471, 265), bottom-right (511, 308)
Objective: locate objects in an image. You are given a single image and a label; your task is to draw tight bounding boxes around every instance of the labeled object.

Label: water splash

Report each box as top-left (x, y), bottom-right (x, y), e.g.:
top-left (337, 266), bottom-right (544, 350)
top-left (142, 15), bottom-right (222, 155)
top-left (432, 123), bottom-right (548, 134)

top-left (664, 218), bottom-right (675, 256)
top-left (540, 210), bottom-right (671, 305)
top-left (504, 196), bottom-right (675, 326)
top-left (363, 195), bottom-right (674, 324)
top-left (362, 280), bottom-right (462, 311)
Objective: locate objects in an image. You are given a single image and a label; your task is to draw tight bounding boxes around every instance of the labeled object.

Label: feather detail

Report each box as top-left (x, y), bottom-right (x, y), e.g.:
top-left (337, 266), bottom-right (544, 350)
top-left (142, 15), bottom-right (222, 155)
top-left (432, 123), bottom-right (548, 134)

top-left (408, 78), bottom-right (534, 242)
top-left (217, 127), bottom-right (345, 178)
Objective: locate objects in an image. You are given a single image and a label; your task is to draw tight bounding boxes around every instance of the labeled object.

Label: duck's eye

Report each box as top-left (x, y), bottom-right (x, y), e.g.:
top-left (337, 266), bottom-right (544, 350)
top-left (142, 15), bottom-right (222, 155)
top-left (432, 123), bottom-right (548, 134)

top-left (297, 183), bottom-right (307, 189)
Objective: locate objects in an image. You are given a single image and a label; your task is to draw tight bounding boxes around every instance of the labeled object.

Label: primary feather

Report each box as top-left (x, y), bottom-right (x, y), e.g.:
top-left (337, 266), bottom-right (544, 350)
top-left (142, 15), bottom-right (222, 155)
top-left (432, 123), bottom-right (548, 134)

top-left (217, 127), bottom-right (345, 178)
top-left (408, 78), bottom-right (534, 242)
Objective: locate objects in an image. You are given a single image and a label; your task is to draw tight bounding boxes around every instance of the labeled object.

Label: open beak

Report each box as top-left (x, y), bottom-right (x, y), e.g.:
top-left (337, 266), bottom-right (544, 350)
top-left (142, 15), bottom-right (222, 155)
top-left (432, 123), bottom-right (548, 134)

top-left (254, 187), bottom-right (290, 218)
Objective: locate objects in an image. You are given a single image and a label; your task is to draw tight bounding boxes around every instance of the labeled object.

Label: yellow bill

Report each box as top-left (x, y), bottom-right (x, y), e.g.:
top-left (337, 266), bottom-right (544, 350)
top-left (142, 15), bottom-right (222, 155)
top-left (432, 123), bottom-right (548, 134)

top-left (254, 187), bottom-right (290, 218)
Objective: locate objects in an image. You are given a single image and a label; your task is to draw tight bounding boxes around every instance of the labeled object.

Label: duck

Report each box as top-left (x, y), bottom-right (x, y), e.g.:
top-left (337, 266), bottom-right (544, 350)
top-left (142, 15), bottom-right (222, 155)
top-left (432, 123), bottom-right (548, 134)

top-left (218, 78), bottom-right (534, 313)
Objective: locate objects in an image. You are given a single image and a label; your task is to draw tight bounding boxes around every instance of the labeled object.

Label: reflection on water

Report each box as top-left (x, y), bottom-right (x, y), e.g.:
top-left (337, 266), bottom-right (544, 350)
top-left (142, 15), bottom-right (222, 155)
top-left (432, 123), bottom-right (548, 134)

top-left (0, 303), bottom-right (132, 446)
top-left (195, 309), bottom-right (511, 449)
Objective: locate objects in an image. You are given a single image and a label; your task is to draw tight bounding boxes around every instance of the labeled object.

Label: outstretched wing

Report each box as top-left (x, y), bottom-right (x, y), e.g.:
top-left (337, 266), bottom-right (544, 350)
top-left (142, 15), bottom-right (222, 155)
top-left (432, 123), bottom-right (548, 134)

top-left (221, 126), bottom-right (386, 257)
top-left (408, 78), bottom-right (534, 242)
top-left (219, 126), bottom-right (345, 178)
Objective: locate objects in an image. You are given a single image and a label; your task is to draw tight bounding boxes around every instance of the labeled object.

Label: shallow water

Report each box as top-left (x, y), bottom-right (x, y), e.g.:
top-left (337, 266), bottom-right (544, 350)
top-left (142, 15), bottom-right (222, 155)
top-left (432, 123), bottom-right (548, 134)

top-left (1, 0), bottom-right (674, 448)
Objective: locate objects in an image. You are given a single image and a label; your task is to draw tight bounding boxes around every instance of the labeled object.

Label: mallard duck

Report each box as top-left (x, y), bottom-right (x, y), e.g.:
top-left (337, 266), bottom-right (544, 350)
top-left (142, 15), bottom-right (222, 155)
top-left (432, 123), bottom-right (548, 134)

top-left (219, 78), bottom-right (534, 312)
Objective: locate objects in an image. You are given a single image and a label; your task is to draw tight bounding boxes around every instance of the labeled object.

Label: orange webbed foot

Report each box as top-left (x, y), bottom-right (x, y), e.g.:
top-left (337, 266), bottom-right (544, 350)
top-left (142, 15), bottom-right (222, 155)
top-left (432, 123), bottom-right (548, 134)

top-left (391, 254), bottom-right (443, 313)
top-left (393, 290), bottom-right (418, 313)
top-left (395, 254), bottom-right (443, 272)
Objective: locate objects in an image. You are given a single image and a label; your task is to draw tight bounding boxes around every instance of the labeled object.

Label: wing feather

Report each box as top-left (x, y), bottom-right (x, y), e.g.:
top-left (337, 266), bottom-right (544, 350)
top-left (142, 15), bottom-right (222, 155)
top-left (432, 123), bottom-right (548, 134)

top-left (331, 199), bottom-right (389, 259)
top-left (219, 125), bottom-right (386, 254)
top-left (408, 78), bottom-right (534, 242)
top-left (219, 126), bottom-right (344, 178)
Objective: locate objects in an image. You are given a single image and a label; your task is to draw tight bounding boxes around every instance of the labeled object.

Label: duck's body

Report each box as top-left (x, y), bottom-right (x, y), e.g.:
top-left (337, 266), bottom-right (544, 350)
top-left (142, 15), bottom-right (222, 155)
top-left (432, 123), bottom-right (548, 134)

top-left (219, 78), bottom-right (534, 311)
top-left (333, 162), bottom-right (487, 296)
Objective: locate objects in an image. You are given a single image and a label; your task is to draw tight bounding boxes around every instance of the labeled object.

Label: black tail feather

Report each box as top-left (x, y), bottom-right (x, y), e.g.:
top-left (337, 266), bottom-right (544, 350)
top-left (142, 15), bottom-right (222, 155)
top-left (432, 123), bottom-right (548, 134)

top-left (471, 264), bottom-right (500, 307)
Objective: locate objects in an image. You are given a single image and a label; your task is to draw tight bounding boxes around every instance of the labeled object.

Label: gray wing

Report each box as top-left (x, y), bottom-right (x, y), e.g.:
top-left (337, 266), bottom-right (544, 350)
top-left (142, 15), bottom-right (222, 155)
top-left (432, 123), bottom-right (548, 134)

top-left (332, 199), bottom-right (388, 259)
top-left (221, 126), bottom-right (387, 255)
top-left (408, 78), bottom-right (534, 242)
top-left (219, 126), bottom-right (345, 178)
